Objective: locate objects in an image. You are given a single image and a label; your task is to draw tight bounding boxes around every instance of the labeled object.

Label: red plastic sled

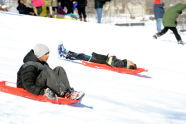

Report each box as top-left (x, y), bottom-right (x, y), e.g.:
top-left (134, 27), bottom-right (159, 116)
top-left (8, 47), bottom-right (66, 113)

top-left (81, 60), bottom-right (147, 74)
top-left (0, 81), bottom-right (80, 104)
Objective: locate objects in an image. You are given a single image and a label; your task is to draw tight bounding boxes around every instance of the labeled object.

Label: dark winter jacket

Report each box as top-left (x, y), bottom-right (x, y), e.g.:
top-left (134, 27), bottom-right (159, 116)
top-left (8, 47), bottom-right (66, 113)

top-left (153, 3), bottom-right (164, 19)
top-left (91, 52), bottom-right (127, 68)
top-left (17, 2), bottom-right (34, 15)
top-left (77, 0), bottom-right (87, 7)
top-left (17, 50), bottom-right (49, 95)
top-left (110, 57), bottom-right (127, 68)
top-left (163, 3), bottom-right (186, 27)
top-left (94, 0), bottom-right (110, 9)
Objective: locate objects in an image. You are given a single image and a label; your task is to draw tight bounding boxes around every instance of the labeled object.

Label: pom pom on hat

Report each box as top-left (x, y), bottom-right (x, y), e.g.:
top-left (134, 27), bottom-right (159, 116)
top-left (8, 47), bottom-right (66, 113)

top-left (33, 44), bottom-right (50, 58)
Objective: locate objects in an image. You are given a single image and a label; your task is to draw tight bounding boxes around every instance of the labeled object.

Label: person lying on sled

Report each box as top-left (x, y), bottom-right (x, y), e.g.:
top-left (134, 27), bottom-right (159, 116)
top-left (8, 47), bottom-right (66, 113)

top-left (58, 43), bottom-right (137, 69)
top-left (17, 43), bottom-right (84, 100)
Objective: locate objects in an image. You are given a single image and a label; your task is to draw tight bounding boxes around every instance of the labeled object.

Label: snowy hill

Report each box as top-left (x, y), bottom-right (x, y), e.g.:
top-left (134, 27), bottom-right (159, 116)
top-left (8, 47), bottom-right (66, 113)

top-left (0, 12), bottom-right (186, 124)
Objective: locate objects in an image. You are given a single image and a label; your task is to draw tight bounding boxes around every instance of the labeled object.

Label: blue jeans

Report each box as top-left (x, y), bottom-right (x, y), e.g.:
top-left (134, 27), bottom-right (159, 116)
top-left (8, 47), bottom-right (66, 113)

top-left (68, 52), bottom-right (92, 61)
top-left (156, 18), bottom-right (163, 32)
top-left (96, 8), bottom-right (102, 24)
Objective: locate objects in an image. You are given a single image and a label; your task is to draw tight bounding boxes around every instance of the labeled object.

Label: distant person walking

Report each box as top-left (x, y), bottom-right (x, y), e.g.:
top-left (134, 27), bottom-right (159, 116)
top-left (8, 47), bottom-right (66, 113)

top-left (94, 0), bottom-right (110, 24)
top-left (153, 3), bottom-right (186, 45)
top-left (153, 0), bottom-right (164, 32)
top-left (76, 0), bottom-right (87, 22)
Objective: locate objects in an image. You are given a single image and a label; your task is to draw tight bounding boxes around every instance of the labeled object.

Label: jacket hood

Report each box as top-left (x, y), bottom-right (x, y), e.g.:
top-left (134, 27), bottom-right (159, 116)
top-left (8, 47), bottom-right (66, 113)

top-left (23, 50), bottom-right (39, 63)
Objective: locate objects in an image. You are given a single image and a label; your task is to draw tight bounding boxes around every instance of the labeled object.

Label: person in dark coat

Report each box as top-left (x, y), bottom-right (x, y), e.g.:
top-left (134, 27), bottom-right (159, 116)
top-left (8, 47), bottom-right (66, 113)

top-left (17, 44), bottom-right (84, 100)
top-left (153, 0), bottom-right (164, 32)
top-left (58, 43), bottom-right (137, 69)
top-left (76, 0), bottom-right (87, 21)
top-left (94, 0), bottom-right (110, 23)
top-left (153, 3), bottom-right (186, 45)
top-left (17, 0), bottom-right (35, 15)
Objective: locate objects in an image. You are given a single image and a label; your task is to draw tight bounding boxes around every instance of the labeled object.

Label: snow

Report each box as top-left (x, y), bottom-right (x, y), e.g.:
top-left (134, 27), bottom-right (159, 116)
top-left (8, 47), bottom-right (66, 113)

top-left (0, 11), bottom-right (186, 124)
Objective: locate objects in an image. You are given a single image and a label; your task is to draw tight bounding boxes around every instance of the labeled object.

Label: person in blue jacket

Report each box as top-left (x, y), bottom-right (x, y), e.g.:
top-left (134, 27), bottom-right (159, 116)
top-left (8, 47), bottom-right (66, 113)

top-left (94, 0), bottom-right (110, 23)
top-left (153, 0), bottom-right (165, 32)
top-left (153, 3), bottom-right (186, 45)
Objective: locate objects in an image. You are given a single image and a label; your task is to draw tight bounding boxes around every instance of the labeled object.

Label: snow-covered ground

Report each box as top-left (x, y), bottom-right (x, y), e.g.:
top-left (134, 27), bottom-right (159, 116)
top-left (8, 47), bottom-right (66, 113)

top-left (0, 12), bottom-right (186, 124)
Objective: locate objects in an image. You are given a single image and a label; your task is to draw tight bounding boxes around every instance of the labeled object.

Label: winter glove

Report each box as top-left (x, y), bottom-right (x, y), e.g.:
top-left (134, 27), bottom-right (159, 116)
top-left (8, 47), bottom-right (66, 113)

top-left (44, 88), bottom-right (58, 99)
top-left (178, 11), bottom-right (182, 14)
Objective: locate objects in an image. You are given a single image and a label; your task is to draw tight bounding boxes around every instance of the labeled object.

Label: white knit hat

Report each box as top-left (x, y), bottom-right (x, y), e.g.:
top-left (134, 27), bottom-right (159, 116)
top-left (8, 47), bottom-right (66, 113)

top-left (33, 44), bottom-right (50, 58)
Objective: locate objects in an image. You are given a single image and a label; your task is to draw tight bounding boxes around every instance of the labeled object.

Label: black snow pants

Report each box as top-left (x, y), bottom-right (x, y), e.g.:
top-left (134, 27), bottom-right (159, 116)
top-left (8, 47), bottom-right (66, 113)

top-left (157, 27), bottom-right (182, 41)
top-left (36, 66), bottom-right (71, 96)
top-left (77, 6), bottom-right (87, 19)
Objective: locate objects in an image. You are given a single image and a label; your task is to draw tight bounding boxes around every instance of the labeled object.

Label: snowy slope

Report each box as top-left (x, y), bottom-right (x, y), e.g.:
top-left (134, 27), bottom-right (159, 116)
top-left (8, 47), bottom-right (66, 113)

top-left (0, 12), bottom-right (186, 124)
